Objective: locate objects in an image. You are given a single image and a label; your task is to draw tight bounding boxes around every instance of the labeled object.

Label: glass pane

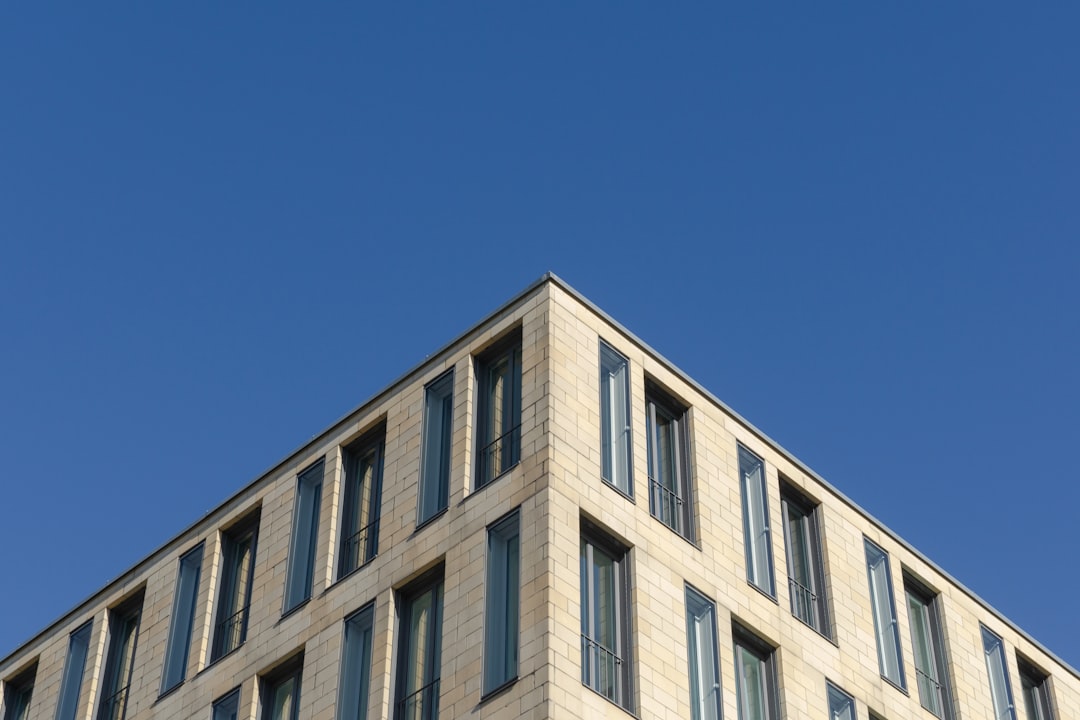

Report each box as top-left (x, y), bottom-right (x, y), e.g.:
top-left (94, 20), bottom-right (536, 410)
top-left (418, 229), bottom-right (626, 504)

top-left (56, 623), bottom-right (92, 720)
top-left (737, 645), bottom-right (766, 720)
top-left (686, 589), bottom-right (720, 720)
top-left (982, 628), bottom-right (1016, 720)
top-left (740, 447), bottom-right (773, 595)
top-left (163, 546), bottom-right (202, 690)
top-left (270, 676), bottom-right (296, 720)
top-left (865, 542), bottom-right (903, 687)
top-left (484, 514), bottom-right (520, 694)
top-left (285, 463), bottom-right (322, 610)
top-left (600, 343), bottom-right (631, 494)
top-left (420, 374), bottom-right (452, 521)
top-left (212, 690), bottom-right (240, 720)
top-left (339, 608), bottom-right (373, 720)
top-left (827, 684), bottom-right (855, 720)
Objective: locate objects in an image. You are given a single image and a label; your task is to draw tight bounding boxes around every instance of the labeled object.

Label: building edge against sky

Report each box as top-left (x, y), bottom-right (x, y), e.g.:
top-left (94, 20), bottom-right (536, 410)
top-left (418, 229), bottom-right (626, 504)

top-left (0, 272), bottom-right (1075, 720)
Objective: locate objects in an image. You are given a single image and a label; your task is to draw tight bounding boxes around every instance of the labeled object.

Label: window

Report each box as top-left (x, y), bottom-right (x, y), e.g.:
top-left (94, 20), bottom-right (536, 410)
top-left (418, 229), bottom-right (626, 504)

top-left (2, 664), bottom-right (36, 720)
top-left (685, 586), bottom-right (721, 720)
top-left (739, 445), bottom-right (774, 595)
top-left (212, 688), bottom-right (241, 720)
top-left (338, 604), bottom-right (375, 720)
top-left (981, 627), bottom-right (1016, 720)
top-left (827, 682), bottom-right (855, 720)
top-left (599, 341), bottom-right (632, 496)
top-left (212, 515), bottom-right (259, 661)
top-left (780, 484), bottom-right (829, 636)
top-left (395, 569), bottom-right (443, 720)
top-left (161, 544), bottom-right (203, 693)
top-left (905, 578), bottom-right (952, 718)
top-left (483, 510), bottom-right (520, 695)
top-left (261, 656), bottom-right (303, 720)
top-left (475, 333), bottom-right (522, 488)
top-left (284, 459), bottom-right (324, 612)
top-left (97, 594), bottom-right (143, 720)
top-left (1018, 657), bottom-right (1055, 720)
top-left (418, 371), bottom-right (453, 525)
top-left (580, 526), bottom-right (633, 711)
top-left (864, 539), bottom-right (905, 688)
top-left (338, 429), bottom-right (384, 579)
top-left (55, 622), bottom-right (92, 720)
top-left (646, 384), bottom-right (694, 540)
top-left (733, 625), bottom-right (778, 720)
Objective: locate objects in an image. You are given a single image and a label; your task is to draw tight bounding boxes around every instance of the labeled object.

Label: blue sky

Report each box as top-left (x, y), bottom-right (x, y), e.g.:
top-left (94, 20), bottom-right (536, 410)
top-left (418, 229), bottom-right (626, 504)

top-left (1, 4), bottom-right (1077, 669)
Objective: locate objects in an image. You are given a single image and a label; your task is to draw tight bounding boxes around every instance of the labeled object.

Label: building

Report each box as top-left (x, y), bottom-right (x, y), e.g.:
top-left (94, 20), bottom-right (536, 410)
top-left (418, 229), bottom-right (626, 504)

top-left (1, 273), bottom-right (1075, 720)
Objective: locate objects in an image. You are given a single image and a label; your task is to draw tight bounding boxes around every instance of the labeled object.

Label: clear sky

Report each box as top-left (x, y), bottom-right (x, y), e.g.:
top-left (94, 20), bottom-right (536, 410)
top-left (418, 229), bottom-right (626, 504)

top-left (1, 4), bottom-right (1077, 670)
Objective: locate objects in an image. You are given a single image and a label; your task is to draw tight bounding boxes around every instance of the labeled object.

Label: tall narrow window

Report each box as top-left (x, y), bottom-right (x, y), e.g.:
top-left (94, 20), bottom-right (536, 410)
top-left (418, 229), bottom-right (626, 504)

top-left (484, 510), bottom-right (520, 695)
top-left (905, 579), bottom-right (952, 719)
top-left (733, 625), bottom-right (778, 720)
top-left (261, 656), bottom-right (303, 720)
top-left (780, 484), bottom-right (829, 636)
top-left (2, 664), bottom-right (36, 720)
top-left (864, 540), bottom-right (905, 688)
top-left (97, 594), bottom-right (143, 720)
top-left (212, 515), bottom-right (259, 661)
top-left (685, 586), bottom-right (721, 720)
top-left (599, 341), bottom-right (632, 496)
top-left (338, 429), bottom-right (384, 579)
top-left (396, 570), bottom-right (443, 720)
top-left (826, 682), bottom-right (855, 720)
top-left (1018, 657), bottom-right (1055, 720)
top-left (580, 526), bottom-right (633, 711)
top-left (161, 544), bottom-right (203, 693)
top-left (419, 371), bottom-right (453, 525)
top-left (646, 385), bottom-right (694, 541)
top-left (55, 622), bottom-right (92, 720)
top-left (475, 333), bottom-right (522, 488)
top-left (338, 604), bottom-right (375, 720)
top-left (212, 688), bottom-right (241, 720)
top-left (739, 446), bottom-right (774, 595)
top-left (981, 627), bottom-right (1016, 720)
top-left (284, 460), bottom-right (324, 612)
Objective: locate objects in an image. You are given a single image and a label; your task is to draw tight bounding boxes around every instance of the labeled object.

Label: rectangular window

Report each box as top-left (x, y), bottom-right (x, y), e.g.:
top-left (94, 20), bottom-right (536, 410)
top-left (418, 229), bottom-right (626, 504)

top-left (599, 341), bottom-right (633, 496)
top-left (212, 688), bottom-right (241, 720)
top-left (338, 430), bottom-right (384, 579)
top-left (483, 510), bottom-right (520, 695)
top-left (395, 570), bottom-right (443, 720)
top-left (733, 625), bottom-right (778, 720)
top-left (161, 544), bottom-right (203, 693)
top-left (1018, 657), bottom-right (1055, 720)
top-left (338, 604), bottom-right (375, 720)
top-left (646, 385), bottom-right (694, 541)
top-left (475, 333), bottom-right (522, 488)
top-left (97, 594), bottom-right (143, 720)
top-left (580, 526), bottom-right (633, 711)
top-left (284, 459), bottom-right (324, 612)
top-left (55, 622), bottom-right (92, 720)
top-left (261, 656), bottom-right (303, 720)
top-left (739, 445), bottom-right (774, 595)
top-left (780, 484), bottom-right (829, 636)
top-left (864, 539), bottom-right (905, 688)
top-left (826, 682), bottom-right (855, 720)
top-left (418, 371), bottom-right (453, 525)
top-left (981, 627), bottom-right (1016, 720)
top-left (685, 586), bottom-right (721, 720)
top-left (905, 579), bottom-right (952, 718)
top-left (212, 515), bottom-right (259, 661)
top-left (2, 664), bottom-right (36, 720)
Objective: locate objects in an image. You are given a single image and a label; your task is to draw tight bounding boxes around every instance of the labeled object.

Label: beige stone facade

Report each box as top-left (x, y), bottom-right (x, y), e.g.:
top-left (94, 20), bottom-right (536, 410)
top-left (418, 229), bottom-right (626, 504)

top-left (1, 274), bottom-right (1075, 720)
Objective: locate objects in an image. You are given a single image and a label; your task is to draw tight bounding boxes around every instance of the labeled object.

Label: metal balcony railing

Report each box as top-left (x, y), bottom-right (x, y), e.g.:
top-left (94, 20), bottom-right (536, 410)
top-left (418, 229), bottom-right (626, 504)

top-left (581, 635), bottom-right (624, 703)
top-left (97, 685), bottom-right (129, 720)
top-left (212, 604), bottom-right (249, 659)
top-left (788, 576), bottom-right (820, 629)
top-left (915, 666), bottom-right (945, 716)
top-left (649, 477), bottom-right (684, 533)
top-left (396, 678), bottom-right (440, 720)
top-left (339, 519), bottom-right (379, 575)
top-left (478, 425), bottom-right (520, 486)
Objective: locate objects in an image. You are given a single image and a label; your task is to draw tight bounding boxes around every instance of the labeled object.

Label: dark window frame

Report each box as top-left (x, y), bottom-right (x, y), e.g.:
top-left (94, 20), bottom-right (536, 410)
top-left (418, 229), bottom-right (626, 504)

top-left (161, 543), bottom-right (204, 694)
top-left (418, 370), bottom-right (454, 526)
top-left (212, 687), bottom-right (241, 720)
top-left (97, 592), bottom-right (144, 720)
top-left (780, 482), bottom-right (830, 637)
top-left (1018, 655), bottom-right (1055, 720)
top-left (903, 574), bottom-right (954, 719)
top-left (732, 624), bottom-right (779, 720)
top-left (2, 662), bottom-right (37, 720)
top-left (260, 654), bottom-right (304, 720)
top-left (645, 381), bottom-right (695, 542)
top-left (394, 566), bottom-right (444, 720)
top-left (483, 509), bottom-right (521, 697)
top-left (338, 426), bottom-right (385, 580)
top-left (338, 602), bottom-right (376, 720)
top-left (580, 521), bottom-right (635, 712)
top-left (211, 512), bottom-right (260, 662)
top-left (599, 340), bottom-right (633, 497)
top-left (474, 331), bottom-right (523, 490)
top-left (55, 621), bottom-right (93, 720)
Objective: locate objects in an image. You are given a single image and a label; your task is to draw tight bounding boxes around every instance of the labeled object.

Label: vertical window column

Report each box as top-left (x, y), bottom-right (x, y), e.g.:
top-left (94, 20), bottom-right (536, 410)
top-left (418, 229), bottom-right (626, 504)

top-left (395, 570), bottom-right (444, 720)
top-left (338, 604), bottom-right (375, 720)
top-left (826, 682), bottom-right (856, 720)
top-left (161, 544), bottom-right (203, 693)
top-left (580, 527), bottom-right (633, 711)
top-left (212, 515), bottom-right (259, 661)
top-left (2, 663), bottom-right (36, 720)
top-left (97, 594), bottom-right (143, 720)
top-left (418, 371), bottom-right (453, 525)
top-left (212, 688), bottom-right (241, 720)
top-left (739, 446), bottom-right (774, 596)
top-left (261, 656), bottom-right (303, 720)
top-left (864, 539), bottom-right (905, 689)
top-left (483, 511), bottom-right (520, 695)
top-left (905, 578), bottom-right (953, 719)
top-left (1018, 657), bottom-right (1055, 720)
top-left (646, 385), bottom-right (694, 541)
top-left (780, 485), bottom-right (829, 636)
top-left (685, 587), bottom-right (721, 720)
top-left (475, 333), bottom-right (522, 488)
top-left (981, 627), bottom-right (1017, 720)
top-left (338, 430), bottom-right (384, 579)
top-left (284, 460), bottom-right (324, 612)
top-left (55, 622), bottom-right (93, 720)
top-left (599, 341), bottom-right (633, 496)
top-left (732, 625), bottom-right (778, 720)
